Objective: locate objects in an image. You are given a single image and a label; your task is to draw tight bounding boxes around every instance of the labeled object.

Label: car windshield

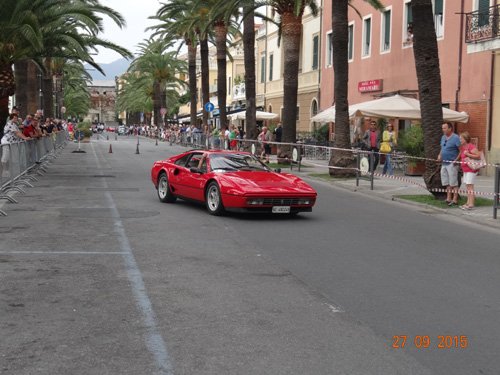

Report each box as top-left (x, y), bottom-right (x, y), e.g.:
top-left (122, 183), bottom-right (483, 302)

top-left (209, 153), bottom-right (270, 172)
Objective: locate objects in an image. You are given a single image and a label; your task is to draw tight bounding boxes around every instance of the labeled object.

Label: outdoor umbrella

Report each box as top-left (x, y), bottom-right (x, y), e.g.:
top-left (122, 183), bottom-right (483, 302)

top-left (311, 94), bottom-right (469, 123)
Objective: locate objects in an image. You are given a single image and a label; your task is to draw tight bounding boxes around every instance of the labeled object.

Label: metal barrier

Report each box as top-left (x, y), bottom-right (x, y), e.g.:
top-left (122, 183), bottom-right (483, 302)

top-left (0, 131), bottom-right (67, 216)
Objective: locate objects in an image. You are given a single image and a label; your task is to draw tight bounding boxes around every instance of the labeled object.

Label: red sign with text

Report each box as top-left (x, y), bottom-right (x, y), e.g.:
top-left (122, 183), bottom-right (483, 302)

top-left (358, 79), bottom-right (383, 93)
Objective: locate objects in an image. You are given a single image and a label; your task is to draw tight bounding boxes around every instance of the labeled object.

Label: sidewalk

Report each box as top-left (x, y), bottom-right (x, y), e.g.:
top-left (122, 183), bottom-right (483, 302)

top-left (275, 156), bottom-right (500, 229)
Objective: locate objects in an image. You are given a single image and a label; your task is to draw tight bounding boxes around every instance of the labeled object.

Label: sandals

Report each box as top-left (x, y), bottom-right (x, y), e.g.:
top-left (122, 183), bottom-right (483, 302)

top-left (447, 201), bottom-right (458, 207)
top-left (460, 204), bottom-right (474, 210)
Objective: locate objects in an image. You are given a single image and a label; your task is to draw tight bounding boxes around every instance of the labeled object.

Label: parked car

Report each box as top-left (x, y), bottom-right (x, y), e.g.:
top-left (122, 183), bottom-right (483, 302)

top-left (151, 150), bottom-right (317, 216)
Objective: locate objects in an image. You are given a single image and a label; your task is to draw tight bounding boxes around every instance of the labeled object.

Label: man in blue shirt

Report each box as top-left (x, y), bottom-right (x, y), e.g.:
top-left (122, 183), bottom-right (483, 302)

top-left (437, 122), bottom-right (461, 206)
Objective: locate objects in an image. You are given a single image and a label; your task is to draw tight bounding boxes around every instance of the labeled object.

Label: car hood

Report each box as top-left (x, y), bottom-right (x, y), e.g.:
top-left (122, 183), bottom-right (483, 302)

top-left (218, 171), bottom-right (316, 195)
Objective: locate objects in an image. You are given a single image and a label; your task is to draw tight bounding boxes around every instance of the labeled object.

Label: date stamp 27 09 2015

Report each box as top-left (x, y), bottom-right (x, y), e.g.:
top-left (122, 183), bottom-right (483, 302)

top-left (392, 335), bottom-right (468, 349)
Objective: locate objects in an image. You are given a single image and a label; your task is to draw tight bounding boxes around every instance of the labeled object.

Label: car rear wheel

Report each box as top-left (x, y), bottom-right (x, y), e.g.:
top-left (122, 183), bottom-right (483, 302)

top-left (157, 173), bottom-right (176, 203)
top-left (206, 182), bottom-right (225, 216)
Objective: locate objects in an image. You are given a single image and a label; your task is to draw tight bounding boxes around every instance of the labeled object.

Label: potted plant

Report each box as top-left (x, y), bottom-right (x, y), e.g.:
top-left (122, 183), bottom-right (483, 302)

top-left (399, 125), bottom-right (426, 176)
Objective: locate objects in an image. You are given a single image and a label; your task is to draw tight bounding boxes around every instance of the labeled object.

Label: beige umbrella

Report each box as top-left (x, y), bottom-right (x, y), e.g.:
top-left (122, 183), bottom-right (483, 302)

top-left (352, 94), bottom-right (469, 123)
top-left (311, 95), bottom-right (469, 123)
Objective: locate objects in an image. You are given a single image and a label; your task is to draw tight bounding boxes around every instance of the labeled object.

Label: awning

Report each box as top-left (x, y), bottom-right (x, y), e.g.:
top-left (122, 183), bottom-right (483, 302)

top-left (311, 94), bottom-right (469, 123)
top-left (228, 110), bottom-right (278, 121)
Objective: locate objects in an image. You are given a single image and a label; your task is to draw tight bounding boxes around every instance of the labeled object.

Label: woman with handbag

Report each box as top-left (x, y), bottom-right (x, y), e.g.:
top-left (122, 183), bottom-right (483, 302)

top-left (459, 131), bottom-right (481, 210)
top-left (381, 123), bottom-right (397, 175)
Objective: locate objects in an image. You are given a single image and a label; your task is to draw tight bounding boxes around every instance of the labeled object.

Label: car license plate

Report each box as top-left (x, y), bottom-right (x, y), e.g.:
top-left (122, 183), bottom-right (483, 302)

top-left (272, 206), bottom-right (291, 214)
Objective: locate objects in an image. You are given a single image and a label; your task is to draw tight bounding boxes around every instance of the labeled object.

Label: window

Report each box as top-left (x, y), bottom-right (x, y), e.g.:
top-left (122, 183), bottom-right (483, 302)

top-left (381, 9), bottom-right (391, 52)
top-left (326, 32), bottom-right (332, 66)
top-left (478, 0), bottom-right (490, 27)
top-left (269, 53), bottom-right (274, 81)
top-left (312, 34), bottom-right (319, 70)
top-left (433, 0), bottom-right (444, 38)
top-left (404, 1), bottom-right (413, 46)
top-left (260, 53), bottom-right (266, 83)
top-left (362, 17), bottom-right (371, 57)
top-left (348, 24), bottom-right (354, 61)
top-left (311, 99), bottom-right (318, 117)
top-left (174, 153), bottom-right (191, 166)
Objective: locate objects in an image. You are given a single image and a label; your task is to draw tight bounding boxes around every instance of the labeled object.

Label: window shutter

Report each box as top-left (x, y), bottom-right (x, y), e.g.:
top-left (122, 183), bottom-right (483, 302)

top-left (269, 54), bottom-right (273, 81)
top-left (312, 35), bottom-right (319, 70)
top-left (407, 3), bottom-right (413, 24)
top-left (384, 11), bottom-right (391, 46)
top-left (434, 0), bottom-right (443, 15)
top-left (478, 0), bottom-right (490, 27)
top-left (348, 25), bottom-right (354, 60)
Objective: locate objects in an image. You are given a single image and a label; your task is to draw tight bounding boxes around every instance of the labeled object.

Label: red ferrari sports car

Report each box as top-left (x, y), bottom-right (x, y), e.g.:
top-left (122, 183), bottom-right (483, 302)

top-left (151, 150), bottom-right (317, 215)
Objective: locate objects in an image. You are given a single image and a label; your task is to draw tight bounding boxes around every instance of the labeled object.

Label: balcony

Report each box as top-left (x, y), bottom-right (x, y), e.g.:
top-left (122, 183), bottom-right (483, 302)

top-left (465, 4), bottom-right (500, 44)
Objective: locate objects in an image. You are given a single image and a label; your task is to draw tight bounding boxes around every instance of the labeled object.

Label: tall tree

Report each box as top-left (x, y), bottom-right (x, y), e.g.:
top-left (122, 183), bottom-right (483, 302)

top-left (152, 0), bottom-right (200, 127)
top-left (129, 39), bottom-right (187, 128)
top-left (269, 0), bottom-right (318, 148)
top-left (0, 0), bottom-right (43, 130)
top-left (411, 0), bottom-right (444, 194)
top-left (242, 2), bottom-right (258, 141)
top-left (328, 0), bottom-right (383, 175)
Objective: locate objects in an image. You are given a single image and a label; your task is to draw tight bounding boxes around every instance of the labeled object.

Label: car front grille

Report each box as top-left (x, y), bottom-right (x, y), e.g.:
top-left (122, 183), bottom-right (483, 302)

top-left (262, 198), bottom-right (301, 205)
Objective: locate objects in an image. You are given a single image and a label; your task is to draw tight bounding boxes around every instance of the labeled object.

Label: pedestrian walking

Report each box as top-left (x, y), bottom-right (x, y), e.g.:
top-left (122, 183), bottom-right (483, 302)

top-left (381, 123), bottom-right (397, 175)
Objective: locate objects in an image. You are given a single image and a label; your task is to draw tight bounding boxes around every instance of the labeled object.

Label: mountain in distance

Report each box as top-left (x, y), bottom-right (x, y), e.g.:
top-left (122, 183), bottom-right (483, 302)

top-left (85, 57), bottom-right (131, 81)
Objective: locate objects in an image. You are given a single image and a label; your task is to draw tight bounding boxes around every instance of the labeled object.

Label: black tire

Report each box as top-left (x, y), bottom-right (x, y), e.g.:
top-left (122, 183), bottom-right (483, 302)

top-left (157, 173), bottom-right (176, 203)
top-left (205, 182), bottom-right (225, 216)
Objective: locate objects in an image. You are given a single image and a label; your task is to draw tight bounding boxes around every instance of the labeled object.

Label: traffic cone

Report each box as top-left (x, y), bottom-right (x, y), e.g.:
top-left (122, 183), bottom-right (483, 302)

top-left (107, 135), bottom-right (109, 140)
top-left (155, 138), bottom-right (158, 146)
top-left (135, 143), bottom-right (140, 154)
top-left (109, 144), bottom-right (113, 153)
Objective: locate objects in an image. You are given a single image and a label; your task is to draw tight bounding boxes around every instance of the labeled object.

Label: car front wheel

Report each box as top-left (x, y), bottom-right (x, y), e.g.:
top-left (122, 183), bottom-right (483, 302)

top-left (157, 173), bottom-right (176, 203)
top-left (206, 182), bottom-right (225, 216)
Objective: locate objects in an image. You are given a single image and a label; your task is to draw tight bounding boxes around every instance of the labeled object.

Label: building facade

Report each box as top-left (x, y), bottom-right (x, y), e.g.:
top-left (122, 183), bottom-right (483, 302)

top-left (465, 0), bottom-right (500, 166)
top-left (256, 6), bottom-right (322, 134)
top-left (85, 80), bottom-right (117, 124)
top-left (320, 0), bottom-right (493, 154)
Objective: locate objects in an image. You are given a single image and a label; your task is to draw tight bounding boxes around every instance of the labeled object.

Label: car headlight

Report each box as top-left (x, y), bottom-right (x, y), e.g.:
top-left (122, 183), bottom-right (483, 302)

top-left (297, 199), bottom-right (312, 205)
top-left (247, 198), bottom-right (265, 205)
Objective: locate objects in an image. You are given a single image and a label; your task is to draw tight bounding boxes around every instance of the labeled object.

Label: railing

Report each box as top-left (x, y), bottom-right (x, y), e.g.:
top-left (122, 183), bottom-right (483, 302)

top-left (465, 4), bottom-right (500, 43)
top-left (0, 132), bottom-right (67, 215)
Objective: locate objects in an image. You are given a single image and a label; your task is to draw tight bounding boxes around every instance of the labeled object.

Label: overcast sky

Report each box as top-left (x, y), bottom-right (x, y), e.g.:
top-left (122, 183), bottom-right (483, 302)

top-left (95, 0), bottom-right (163, 63)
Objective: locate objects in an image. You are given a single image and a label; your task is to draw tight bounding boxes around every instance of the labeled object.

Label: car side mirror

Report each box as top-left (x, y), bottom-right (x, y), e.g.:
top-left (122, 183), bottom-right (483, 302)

top-left (190, 167), bottom-right (203, 174)
top-left (274, 168), bottom-right (282, 173)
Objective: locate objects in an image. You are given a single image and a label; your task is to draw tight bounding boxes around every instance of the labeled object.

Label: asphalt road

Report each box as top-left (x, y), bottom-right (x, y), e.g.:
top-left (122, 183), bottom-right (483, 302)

top-left (0, 133), bottom-right (498, 375)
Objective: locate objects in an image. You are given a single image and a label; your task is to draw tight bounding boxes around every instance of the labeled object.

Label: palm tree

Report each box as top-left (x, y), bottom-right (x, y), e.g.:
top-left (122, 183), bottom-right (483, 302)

top-left (35, 0), bottom-right (130, 118)
top-left (268, 0), bottom-right (318, 147)
top-left (128, 39), bottom-right (187, 128)
top-left (1, 0), bottom-right (131, 127)
top-left (411, 0), bottom-right (444, 194)
top-left (211, 0), bottom-right (260, 141)
top-left (328, 0), bottom-right (383, 176)
top-left (0, 0), bottom-right (43, 129)
top-left (62, 60), bottom-right (93, 120)
top-left (152, 0), bottom-right (200, 127)
top-left (202, 1), bottom-right (241, 130)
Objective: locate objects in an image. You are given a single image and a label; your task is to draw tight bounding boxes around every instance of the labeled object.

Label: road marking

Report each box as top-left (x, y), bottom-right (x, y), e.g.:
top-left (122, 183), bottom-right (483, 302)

top-left (0, 251), bottom-right (126, 255)
top-left (324, 303), bottom-right (344, 313)
top-left (91, 143), bottom-right (174, 375)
